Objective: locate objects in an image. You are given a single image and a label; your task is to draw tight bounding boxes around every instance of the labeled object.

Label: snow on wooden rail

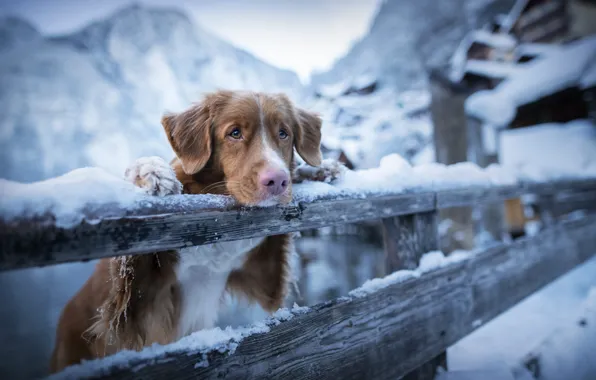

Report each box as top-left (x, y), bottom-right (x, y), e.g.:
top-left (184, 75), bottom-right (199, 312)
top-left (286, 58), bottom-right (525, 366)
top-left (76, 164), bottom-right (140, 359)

top-left (1, 172), bottom-right (596, 271)
top-left (47, 214), bottom-right (596, 380)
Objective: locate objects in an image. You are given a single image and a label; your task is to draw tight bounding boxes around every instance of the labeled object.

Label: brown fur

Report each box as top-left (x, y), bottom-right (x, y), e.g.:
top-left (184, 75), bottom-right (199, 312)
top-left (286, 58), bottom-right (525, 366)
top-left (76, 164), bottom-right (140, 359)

top-left (50, 90), bottom-right (323, 374)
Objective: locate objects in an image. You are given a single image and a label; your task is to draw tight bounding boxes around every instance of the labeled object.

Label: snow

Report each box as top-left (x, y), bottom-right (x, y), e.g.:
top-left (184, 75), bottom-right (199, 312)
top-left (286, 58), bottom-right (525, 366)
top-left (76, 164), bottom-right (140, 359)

top-left (349, 249), bottom-right (472, 298)
top-left (464, 60), bottom-right (520, 79)
top-left (349, 270), bottom-right (421, 298)
top-left (466, 93), bottom-right (517, 128)
top-left (352, 73), bottom-right (377, 90)
top-left (4, 141), bottom-right (595, 227)
top-left (49, 246), bottom-right (473, 378)
top-left (499, 120), bottom-right (596, 181)
top-left (471, 30), bottom-right (516, 50)
top-left (466, 36), bottom-right (596, 127)
top-left (514, 286), bottom-right (596, 380)
top-left (0, 5), bottom-right (304, 183)
top-left (293, 155), bottom-right (522, 203)
top-left (0, 166), bottom-right (234, 228)
top-left (449, 30), bottom-right (517, 82)
top-left (417, 250), bottom-right (470, 273)
top-left (449, 257), bottom-right (596, 378)
top-left (514, 43), bottom-right (558, 59)
top-left (0, 168), bottom-right (143, 227)
top-left (308, 86), bottom-right (433, 170)
top-left (49, 303), bottom-right (309, 380)
top-left (49, 324), bottom-right (269, 379)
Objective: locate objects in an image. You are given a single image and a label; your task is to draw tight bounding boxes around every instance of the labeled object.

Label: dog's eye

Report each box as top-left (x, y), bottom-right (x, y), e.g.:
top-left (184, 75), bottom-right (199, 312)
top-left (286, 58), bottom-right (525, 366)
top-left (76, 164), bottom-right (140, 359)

top-left (229, 128), bottom-right (242, 139)
top-left (279, 129), bottom-right (288, 140)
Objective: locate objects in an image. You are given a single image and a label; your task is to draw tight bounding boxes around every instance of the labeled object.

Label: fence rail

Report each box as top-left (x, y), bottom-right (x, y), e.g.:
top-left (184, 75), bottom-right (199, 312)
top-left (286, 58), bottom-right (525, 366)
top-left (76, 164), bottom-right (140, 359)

top-left (3, 176), bottom-right (596, 380)
top-left (49, 214), bottom-right (596, 380)
top-left (2, 178), bottom-right (596, 271)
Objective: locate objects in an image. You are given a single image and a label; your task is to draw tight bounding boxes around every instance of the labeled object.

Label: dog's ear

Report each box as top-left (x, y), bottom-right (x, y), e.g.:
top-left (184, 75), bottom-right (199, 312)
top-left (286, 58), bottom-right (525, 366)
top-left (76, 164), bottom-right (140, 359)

top-left (161, 92), bottom-right (230, 175)
top-left (293, 107), bottom-right (322, 167)
top-left (277, 94), bottom-right (322, 167)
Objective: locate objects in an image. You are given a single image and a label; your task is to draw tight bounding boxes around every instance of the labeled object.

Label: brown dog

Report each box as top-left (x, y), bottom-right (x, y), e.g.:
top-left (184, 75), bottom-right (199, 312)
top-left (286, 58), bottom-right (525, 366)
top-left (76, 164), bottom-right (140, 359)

top-left (49, 90), bottom-right (337, 373)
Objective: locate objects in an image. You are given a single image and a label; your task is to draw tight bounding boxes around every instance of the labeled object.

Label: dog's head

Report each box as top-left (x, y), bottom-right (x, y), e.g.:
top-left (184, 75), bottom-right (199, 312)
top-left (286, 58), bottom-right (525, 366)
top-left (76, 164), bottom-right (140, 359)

top-left (162, 90), bottom-right (322, 206)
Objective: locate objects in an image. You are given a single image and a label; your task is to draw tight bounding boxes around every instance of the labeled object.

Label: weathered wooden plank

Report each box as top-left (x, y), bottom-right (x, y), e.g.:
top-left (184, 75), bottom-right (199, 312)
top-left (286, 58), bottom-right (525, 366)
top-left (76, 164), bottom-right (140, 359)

top-left (2, 179), bottom-right (596, 271)
top-left (429, 69), bottom-right (474, 253)
top-left (0, 192), bottom-right (435, 271)
top-left (551, 190), bottom-right (596, 217)
top-left (382, 211), bottom-right (438, 270)
top-left (467, 118), bottom-right (506, 243)
top-left (437, 179), bottom-right (596, 209)
top-left (55, 214), bottom-right (596, 380)
top-left (382, 211), bottom-right (447, 379)
top-left (437, 185), bottom-right (522, 209)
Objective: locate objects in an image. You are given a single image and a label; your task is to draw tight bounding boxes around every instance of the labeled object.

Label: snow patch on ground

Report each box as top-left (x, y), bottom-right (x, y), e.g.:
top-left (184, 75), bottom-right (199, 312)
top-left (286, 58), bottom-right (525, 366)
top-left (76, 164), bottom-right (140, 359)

top-left (449, 256), bottom-right (596, 374)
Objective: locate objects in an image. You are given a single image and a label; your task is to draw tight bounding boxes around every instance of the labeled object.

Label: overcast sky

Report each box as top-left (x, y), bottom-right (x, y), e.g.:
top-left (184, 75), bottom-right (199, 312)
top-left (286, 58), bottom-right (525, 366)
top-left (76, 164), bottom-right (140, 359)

top-left (0, 0), bottom-right (379, 81)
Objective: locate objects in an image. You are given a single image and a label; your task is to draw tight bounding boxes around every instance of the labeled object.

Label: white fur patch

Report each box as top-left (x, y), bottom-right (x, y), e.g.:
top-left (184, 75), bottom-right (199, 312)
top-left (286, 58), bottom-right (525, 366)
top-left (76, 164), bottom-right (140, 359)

top-left (124, 156), bottom-right (182, 196)
top-left (175, 237), bottom-right (265, 338)
top-left (261, 130), bottom-right (288, 174)
top-left (255, 95), bottom-right (289, 176)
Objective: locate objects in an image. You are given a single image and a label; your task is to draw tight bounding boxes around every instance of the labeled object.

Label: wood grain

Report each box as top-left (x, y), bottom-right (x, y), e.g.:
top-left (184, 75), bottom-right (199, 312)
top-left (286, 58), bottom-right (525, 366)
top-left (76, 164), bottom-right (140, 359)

top-left (382, 211), bottom-right (438, 270)
top-left (0, 192), bottom-right (434, 271)
top-left (382, 211), bottom-right (446, 379)
top-left (57, 214), bottom-right (596, 380)
top-left (2, 179), bottom-right (596, 271)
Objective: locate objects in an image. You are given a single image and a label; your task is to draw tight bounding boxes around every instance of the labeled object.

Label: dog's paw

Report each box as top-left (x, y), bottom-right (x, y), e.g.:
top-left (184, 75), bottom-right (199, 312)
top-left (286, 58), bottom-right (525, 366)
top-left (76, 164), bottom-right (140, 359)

top-left (124, 156), bottom-right (182, 196)
top-left (293, 158), bottom-right (346, 184)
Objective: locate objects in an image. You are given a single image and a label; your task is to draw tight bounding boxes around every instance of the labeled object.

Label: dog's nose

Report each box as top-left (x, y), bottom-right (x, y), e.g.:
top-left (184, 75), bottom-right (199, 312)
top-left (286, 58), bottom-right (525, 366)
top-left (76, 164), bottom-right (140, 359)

top-left (259, 169), bottom-right (289, 196)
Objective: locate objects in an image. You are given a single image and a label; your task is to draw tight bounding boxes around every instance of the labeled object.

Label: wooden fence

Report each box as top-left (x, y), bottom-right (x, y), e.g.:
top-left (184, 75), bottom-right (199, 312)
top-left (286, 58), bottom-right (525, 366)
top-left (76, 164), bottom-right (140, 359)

top-left (2, 178), bottom-right (596, 379)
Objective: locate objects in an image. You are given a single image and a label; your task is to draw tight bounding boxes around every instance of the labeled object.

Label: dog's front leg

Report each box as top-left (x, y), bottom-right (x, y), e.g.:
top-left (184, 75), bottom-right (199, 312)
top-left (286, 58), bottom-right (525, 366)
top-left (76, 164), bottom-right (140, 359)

top-left (292, 158), bottom-right (347, 184)
top-left (124, 156), bottom-right (183, 196)
top-left (86, 157), bottom-right (183, 352)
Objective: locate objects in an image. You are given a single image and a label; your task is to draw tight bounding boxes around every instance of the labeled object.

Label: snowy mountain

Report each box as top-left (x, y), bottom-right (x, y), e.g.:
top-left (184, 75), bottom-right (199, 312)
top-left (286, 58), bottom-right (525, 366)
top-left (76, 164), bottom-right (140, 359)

top-left (0, 5), bottom-right (303, 182)
top-left (310, 0), bottom-right (515, 91)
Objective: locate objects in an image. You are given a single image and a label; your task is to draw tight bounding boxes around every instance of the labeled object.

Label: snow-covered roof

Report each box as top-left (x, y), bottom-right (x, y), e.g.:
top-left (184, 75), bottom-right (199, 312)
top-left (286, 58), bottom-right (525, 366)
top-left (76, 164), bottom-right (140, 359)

top-left (471, 30), bottom-right (517, 50)
top-left (514, 42), bottom-right (558, 58)
top-left (500, 119), bottom-right (596, 182)
top-left (464, 60), bottom-right (520, 79)
top-left (466, 36), bottom-right (596, 127)
top-left (449, 30), bottom-right (517, 82)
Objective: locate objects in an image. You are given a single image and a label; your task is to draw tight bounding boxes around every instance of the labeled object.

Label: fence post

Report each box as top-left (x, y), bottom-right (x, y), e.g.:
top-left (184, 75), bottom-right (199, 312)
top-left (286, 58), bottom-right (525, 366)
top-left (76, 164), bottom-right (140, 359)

top-left (382, 211), bottom-right (447, 379)
top-left (429, 69), bottom-right (475, 253)
top-left (467, 116), bottom-right (506, 244)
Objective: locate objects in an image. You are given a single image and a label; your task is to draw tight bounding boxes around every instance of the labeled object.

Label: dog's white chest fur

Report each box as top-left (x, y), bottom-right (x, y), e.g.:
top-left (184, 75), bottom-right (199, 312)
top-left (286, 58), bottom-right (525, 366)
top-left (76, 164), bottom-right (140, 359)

top-left (175, 237), bottom-right (265, 338)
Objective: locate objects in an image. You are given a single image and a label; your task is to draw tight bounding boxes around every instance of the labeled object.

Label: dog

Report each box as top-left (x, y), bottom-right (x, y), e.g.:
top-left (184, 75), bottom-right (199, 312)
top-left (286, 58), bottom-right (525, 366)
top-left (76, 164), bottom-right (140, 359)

top-left (49, 90), bottom-right (343, 373)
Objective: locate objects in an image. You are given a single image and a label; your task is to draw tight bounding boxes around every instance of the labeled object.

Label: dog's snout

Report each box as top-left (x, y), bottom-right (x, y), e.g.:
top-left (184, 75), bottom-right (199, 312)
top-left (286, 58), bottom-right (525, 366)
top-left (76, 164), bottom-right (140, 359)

top-left (259, 169), bottom-right (289, 196)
